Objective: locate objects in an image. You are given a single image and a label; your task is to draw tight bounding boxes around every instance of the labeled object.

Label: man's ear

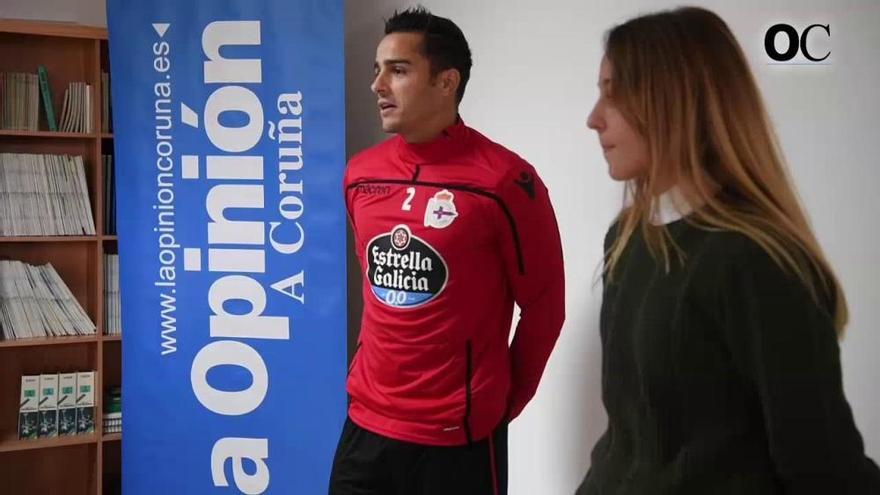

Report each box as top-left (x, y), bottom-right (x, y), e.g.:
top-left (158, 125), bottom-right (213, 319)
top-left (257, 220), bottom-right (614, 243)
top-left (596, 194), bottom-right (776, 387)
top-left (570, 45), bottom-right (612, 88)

top-left (438, 68), bottom-right (461, 98)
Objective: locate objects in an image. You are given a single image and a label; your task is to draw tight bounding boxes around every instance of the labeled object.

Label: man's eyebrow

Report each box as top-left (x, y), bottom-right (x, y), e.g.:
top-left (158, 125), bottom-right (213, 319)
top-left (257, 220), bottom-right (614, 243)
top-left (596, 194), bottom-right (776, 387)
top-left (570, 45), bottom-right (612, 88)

top-left (376, 59), bottom-right (413, 67)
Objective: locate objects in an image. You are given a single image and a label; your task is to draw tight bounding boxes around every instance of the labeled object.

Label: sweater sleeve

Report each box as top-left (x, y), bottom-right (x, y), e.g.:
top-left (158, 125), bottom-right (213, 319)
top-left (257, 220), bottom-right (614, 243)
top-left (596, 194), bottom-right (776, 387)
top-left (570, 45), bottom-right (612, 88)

top-left (719, 241), bottom-right (880, 494)
top-left (343, 161), bottom-right (365, 256)
top-left (496, 162), bottom-right (565, 420)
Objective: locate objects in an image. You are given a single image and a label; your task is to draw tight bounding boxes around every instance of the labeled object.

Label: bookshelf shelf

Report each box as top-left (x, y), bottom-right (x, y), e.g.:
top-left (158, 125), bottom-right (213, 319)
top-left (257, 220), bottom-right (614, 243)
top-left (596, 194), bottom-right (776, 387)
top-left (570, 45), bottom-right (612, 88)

top-left (0, 19), bottom-right (118, 495)
top-left (0, 235), bottom-right (98, 243)
top-left (0, 335), bottom-right (98, 349)
top-left (102, 433), bottom-right (121, 443)
top-left (0, 129), bottom-right (97, 139)
top-left (0, 434), bottom-right (98, 453)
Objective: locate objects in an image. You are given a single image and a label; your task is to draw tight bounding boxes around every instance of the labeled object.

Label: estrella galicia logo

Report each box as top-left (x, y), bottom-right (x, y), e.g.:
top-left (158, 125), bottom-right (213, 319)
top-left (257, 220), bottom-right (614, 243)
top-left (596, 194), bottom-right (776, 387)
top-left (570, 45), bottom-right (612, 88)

top-left (765, 23), bottom-right (831, 63)
top-left (366, 225), bottom-right (448, 308)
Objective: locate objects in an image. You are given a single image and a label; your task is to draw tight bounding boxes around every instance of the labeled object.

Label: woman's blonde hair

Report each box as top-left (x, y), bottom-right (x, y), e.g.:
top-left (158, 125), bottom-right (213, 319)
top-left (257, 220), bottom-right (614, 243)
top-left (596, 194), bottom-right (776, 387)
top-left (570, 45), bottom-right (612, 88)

top-left (603, 6), bottom-right (848, 334)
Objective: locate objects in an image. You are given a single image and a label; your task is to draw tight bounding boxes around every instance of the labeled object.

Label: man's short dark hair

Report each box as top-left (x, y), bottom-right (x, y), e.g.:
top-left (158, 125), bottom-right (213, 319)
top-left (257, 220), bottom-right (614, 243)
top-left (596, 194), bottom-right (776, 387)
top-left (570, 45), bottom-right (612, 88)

top-left (384, 6), bottom-right (473, 103)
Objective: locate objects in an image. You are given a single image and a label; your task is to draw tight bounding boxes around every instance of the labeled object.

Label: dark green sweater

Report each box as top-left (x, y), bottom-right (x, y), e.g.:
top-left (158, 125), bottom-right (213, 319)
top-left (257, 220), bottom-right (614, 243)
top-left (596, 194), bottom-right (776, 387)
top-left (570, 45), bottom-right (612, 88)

top-left (578, 219), bottom-right (880, 495)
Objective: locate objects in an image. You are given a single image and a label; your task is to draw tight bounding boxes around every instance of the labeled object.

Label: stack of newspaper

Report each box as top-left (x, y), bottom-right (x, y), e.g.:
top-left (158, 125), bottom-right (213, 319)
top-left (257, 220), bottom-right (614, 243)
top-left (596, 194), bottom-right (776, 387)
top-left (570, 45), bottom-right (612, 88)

top-left (104, 254), bottom-right (121, 336)
top-left (0, 260), bottom-right (96, 340)
top-left (0, 153), bottom-right (96, 236)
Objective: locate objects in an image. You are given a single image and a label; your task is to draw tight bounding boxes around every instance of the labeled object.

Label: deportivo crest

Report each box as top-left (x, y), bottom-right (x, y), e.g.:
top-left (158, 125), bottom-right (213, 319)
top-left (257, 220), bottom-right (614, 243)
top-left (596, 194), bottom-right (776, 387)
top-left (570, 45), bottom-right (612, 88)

top-left (366, 225), bottom-right (448, 308)
top-left (424, 189), bottom-right (458, 229)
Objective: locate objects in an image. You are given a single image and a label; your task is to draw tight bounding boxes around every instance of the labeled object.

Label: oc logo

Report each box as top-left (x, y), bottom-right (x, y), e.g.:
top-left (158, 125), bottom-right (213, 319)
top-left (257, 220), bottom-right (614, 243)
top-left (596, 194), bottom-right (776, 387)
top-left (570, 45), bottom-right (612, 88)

top-left (764, 23), bottom-right (830, 62)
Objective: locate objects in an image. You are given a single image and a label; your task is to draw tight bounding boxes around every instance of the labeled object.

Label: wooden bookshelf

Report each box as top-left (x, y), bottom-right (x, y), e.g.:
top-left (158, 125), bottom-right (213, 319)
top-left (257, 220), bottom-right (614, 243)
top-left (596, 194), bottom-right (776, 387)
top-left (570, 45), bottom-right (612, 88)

top-left (0, 19), bottom-right (119, 495)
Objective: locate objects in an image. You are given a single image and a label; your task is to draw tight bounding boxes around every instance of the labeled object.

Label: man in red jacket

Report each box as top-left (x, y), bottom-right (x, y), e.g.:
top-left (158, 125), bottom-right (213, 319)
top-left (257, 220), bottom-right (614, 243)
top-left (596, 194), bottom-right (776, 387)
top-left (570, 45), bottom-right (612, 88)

top-left (329, 7), bottom-right (565, 495)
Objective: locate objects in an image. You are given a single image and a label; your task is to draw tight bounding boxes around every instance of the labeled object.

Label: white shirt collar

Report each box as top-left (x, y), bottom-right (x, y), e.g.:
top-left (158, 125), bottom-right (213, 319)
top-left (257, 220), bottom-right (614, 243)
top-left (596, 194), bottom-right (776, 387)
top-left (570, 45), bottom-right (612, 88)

top-left (651, 185), bottom-right (693, 225)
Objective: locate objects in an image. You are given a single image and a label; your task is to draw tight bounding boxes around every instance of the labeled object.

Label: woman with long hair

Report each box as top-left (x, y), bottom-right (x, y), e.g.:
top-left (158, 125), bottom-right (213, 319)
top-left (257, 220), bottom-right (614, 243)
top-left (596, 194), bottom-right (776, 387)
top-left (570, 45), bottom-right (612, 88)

top-left (579, 7), bottom-right (880, 494)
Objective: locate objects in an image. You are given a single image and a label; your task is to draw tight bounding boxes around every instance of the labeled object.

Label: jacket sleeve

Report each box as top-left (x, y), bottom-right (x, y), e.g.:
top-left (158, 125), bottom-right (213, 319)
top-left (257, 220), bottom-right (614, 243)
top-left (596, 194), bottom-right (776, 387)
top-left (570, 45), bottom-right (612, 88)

top-left (496, 161), bottom-right (565, 420)
top-left (720, 242), bottom-right (880, 494)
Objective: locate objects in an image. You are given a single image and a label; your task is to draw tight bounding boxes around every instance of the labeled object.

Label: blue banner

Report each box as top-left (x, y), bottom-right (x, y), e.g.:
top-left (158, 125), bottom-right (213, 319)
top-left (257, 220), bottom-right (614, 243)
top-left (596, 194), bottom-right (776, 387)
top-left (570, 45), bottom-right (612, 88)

top-left (107, 1), bottom-right (346, 493)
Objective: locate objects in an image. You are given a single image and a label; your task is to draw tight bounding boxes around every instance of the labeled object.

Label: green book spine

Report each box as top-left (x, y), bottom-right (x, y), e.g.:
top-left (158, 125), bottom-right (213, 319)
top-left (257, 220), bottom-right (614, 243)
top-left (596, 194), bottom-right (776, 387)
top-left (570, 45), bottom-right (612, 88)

top-left (38, 66), bottom-right (57, 131)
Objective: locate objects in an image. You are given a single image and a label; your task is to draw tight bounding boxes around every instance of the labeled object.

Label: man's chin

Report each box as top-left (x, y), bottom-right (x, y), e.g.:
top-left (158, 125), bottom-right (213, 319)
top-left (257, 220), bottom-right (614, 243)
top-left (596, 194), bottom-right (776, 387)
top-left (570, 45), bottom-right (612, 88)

top-left (378, 116), bottom-right (400, 134)
top-left (381, 123), bottom-right (400, 134)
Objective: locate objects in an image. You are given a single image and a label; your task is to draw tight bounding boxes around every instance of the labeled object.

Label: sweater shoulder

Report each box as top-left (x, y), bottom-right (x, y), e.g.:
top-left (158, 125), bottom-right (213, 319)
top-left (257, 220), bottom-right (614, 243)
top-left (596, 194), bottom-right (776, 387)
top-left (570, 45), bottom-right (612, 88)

top-left (345, 137), bottom-right (397, 184)
top-left (690, 228), bottom-right (792, 277)
top-left (467, 129), bottom-right (536, 191)
top-left (686, 226), bottom-right (832, 312)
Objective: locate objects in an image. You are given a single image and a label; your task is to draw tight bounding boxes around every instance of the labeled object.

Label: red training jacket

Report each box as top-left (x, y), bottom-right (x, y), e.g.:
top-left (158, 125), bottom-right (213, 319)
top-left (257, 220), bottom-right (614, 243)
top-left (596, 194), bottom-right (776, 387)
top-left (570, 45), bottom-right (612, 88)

top-left (344, 119), bottom-right (565, 446)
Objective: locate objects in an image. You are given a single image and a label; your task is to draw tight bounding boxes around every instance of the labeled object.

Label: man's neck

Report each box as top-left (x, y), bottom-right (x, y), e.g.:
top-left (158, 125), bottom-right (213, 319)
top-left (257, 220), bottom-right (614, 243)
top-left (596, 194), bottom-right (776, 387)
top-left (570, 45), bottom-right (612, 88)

top-left (400, 109), bottom-right (459, 144)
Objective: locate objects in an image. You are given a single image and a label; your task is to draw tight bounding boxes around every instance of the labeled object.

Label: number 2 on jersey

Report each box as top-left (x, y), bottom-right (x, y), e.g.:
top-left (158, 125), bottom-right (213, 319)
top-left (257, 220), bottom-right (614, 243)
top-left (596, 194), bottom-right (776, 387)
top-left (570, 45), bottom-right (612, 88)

top-left (402, 187), bottom-right (416, 211)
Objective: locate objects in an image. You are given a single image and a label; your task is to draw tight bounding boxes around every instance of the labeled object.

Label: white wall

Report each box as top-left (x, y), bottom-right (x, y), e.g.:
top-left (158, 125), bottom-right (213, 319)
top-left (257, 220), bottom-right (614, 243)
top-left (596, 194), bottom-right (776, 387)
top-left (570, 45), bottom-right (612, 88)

top-left (6, 1), bottom-right (878, 493)
top-left (349, 1), bottom-right (880, 493)
top-left (0, 0), bottom-right (105, 26)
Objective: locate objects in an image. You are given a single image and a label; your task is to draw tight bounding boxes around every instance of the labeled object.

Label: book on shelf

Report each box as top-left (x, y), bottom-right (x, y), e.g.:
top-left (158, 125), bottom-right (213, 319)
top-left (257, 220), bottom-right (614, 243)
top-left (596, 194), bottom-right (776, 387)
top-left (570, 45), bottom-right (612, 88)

top-left (37, 66), bottom-right (57, 131)
top-left (18, 375), bottom-right (39, 440)
top-left (38, 373), bottom-right (59, 438)
top-left (1, 72), bottom-right (40, 131)
top-left (58, 372), bottom-right (78, 436)
top-left (103, 154), bottom-right (116, 235)
top-left (75, 371), bottom-right (95, 435)
top-left (56, 82), bottom-right (92, 134)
